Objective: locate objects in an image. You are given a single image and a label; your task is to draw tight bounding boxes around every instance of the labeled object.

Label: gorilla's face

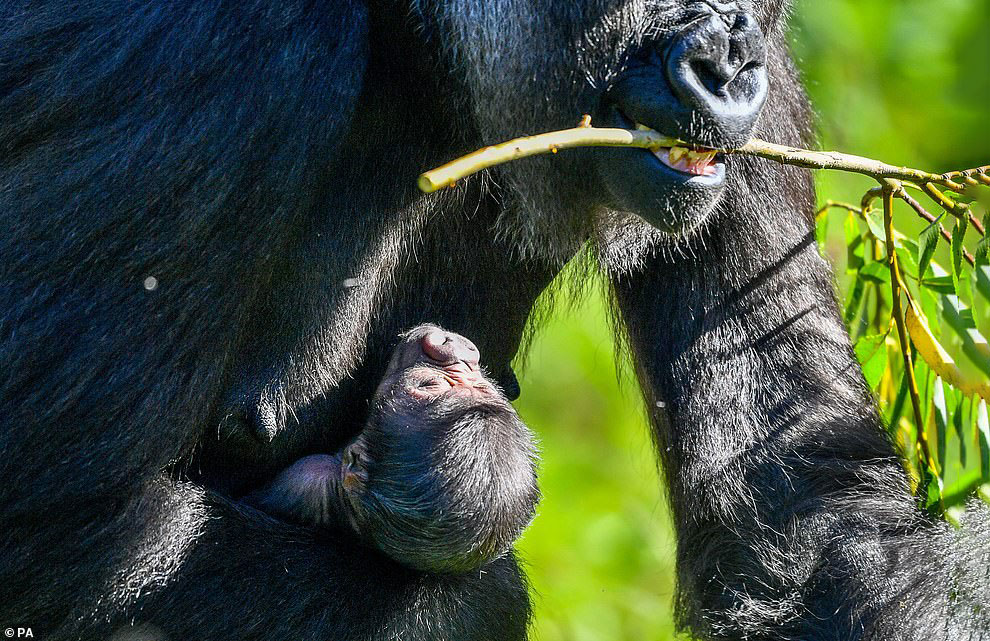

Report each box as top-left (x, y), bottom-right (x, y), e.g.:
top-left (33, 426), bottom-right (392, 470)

top-left (431, 0), bottom-right (774, 239)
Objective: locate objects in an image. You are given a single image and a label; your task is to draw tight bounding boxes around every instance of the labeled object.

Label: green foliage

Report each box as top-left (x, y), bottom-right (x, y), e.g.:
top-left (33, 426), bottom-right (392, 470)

top-left (795, 0), bottom-right (990, 513)
top-left (825, 184), bottom-right (990, 510)
top-left (516, 1), bottom-right (990, 638)
top-left (515, 291), bottom-right (677, 641)
top-left (855, 333), bottom-right (889, 390)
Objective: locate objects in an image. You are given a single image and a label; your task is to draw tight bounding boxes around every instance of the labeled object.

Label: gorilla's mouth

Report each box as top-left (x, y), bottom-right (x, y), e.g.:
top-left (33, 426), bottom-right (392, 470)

top-left (618, 109), bottom-right (726, 187)
top-left (653, 143), bottom-right (721, 178)
top-left (592, 103), bottom-right (729, 234)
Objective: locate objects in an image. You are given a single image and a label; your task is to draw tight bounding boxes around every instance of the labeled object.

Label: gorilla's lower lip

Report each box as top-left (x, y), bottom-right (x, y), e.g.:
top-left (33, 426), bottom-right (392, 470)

top-left (629, 121), bottom-right (726, 186)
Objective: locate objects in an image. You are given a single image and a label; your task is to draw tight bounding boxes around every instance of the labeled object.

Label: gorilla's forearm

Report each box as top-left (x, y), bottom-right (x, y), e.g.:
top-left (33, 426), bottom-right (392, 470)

top-left (4, 477), bottom-right (531, 641)
top-left (610, 82), bottom-right (990, 639)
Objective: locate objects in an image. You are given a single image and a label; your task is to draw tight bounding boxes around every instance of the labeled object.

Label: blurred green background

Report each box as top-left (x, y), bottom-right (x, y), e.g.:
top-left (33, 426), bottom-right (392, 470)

top-left (514, 2), bottom-right (990, 640)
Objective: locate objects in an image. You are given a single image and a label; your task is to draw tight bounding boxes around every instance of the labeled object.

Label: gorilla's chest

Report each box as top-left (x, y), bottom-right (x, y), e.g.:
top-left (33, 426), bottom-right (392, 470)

top-left (204, 202), bottom-right (553, 493)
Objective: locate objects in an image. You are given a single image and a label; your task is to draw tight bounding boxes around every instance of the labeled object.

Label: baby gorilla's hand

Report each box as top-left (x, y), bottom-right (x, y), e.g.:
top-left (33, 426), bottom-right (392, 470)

top-left (248, 454), bottom-right (351, 527)
top-left (250, 324), bottom-right (540, 574)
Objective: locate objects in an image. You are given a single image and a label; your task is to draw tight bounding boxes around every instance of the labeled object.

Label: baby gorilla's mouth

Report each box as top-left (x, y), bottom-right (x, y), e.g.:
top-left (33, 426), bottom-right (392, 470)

top-left (436, 362), bottom-right (486, 389)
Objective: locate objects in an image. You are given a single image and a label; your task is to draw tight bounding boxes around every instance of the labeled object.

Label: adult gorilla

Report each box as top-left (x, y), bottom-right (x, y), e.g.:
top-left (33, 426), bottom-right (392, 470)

top-left (1, 0), bottom-right (987, 640)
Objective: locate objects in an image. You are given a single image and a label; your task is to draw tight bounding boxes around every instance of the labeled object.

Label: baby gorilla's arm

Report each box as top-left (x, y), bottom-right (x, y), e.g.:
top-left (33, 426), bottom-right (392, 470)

top-left (249, 452), bottom-right (363, 529)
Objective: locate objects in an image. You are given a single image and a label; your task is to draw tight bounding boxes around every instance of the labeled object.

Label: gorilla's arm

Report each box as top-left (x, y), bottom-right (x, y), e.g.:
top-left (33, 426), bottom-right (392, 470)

top-left (0, 0), bottom-right (368, 499)
top-left (69, 477), bottom-right (529, 640)
top-left (609, 50), bottom-right (990, 640)
top-left (0, 3), bottom-right (529, 638)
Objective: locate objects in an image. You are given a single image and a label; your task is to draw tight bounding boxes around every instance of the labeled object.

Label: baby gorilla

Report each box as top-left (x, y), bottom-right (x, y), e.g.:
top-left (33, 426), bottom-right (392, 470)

top-left (250, 325), bottom-right (540, 574)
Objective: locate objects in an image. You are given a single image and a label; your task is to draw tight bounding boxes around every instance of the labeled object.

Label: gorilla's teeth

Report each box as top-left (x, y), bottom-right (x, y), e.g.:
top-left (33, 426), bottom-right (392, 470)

top-left (635, 126), bottom-right (720, 177)
top-left (686, 149), bottom-right (717, 166)
top-left (656, 146), bottom-right (719, 177)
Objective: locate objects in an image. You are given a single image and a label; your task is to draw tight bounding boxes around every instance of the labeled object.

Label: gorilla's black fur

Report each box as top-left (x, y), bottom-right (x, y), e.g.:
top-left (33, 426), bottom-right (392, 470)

top-left (1, 0), bottom-right (987, 639)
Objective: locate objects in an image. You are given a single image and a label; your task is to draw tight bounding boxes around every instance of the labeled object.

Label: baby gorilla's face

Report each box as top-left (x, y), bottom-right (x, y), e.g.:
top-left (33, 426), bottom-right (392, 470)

top-left (252, 325), bottom-right (540, 575)
top-left (377, 323), bottom-right (493, 401)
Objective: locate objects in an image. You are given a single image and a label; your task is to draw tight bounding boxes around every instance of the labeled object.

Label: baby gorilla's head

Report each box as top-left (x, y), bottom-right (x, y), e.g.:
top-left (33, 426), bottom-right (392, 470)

top-left (350, 325), bottom-right (539, 573)
top-left (255, 325), bottom-right (540, 574)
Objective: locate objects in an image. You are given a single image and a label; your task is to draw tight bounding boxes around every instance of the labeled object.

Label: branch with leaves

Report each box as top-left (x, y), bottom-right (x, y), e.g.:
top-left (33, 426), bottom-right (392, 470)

top-left (419, 117), bottom-right (990, 517)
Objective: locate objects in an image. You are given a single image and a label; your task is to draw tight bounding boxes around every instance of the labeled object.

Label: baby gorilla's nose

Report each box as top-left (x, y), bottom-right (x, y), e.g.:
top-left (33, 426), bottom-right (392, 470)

top-left (421, 329), bottom-right (481, 369)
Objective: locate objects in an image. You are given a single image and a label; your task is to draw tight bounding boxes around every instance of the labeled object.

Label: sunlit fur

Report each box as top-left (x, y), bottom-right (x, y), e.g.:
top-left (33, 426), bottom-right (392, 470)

top-left (1, 0), bottom-right (987, 639)
top-left (359, 397), bottom-right (540, 575)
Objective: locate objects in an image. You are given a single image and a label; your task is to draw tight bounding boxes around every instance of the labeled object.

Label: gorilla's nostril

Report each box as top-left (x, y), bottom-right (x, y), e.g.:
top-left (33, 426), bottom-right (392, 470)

top-left (451, 335), bottom-right (481, 367)
top-left (691, 59), bottom-right (732, 94)
top-left (420, 330), bottom-right (481, 368)
top-left (731, 11), bottom-right (754, 36)
top-left (421, 330), bottom-right (452, 363)
top-left (663, 9), bottom-right (768, 146)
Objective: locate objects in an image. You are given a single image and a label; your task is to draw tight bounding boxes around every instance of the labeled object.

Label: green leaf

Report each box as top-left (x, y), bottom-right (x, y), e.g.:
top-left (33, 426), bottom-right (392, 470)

top-left (895, 246), bottom-right (919, 280)
top-left (972, 215), bottom-right (990, 339)
top-left (956, 306), bottom-right (977, 329)
top-left (919, 455), bottom-right (943, 516)
top-left (951, 216), bottom-right (969, 293)
top-left (979, 400), bottom-right (990, 482)
top-left (975, 262), bottom-right (990, 299)
top-left (919, 285), bottom-right (943, 339)
top-left (845, 213), bottom-right (865, 273)
top-left (976, 212), bottom-right (990, 265)
top-left (973, 262), bottom-right (990, 341)
top-left (921, 275), bottom-right (956, 295)
top-left (854, 333), bottom-right (889, 391)
top-left (932, 376), bottom-right (948, 476)
top-left (941, 468), bottom-right (982, 508)
top-left (914, 360), bottom-right (933, 438)
top-left (843, 274), bottom-right (867, 327)
top-left (959, 263), bottom-right (975, 310)
top-left (918, 216), bottom-right (942, 281)
top-left (886, 369), bottom-right (909, 437)
top-left (950, 191), bottom-right (978, 205)
top-left (859, 261), bottom-right (891, 285)
top-left (875, 279), bottom-right (893, 312)
top-left (951, 218), bottom-right (973, 307)
top-left (865, 210), bottom-right (887, 243)
top-left (953, 392), bottom-right (969, 468)
top-left (939, 288), bottom-right (990, 378)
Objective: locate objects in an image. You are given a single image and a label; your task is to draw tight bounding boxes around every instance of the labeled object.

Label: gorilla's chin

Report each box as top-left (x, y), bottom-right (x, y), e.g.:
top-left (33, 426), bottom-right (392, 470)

top-left (596, 160), bottom-right (725, 236)
top-left (593, 124), bottom-right (723, 236)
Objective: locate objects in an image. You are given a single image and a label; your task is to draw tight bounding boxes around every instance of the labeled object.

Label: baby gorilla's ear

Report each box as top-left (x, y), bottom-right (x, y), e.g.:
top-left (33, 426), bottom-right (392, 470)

top-left (340, 439), bottom-right (369, 495)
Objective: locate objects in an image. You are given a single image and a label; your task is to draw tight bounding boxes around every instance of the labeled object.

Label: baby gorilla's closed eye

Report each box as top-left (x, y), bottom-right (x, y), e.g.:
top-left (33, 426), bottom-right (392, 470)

top-left (406, 369), bottom-right (453, 398)
top-left (248, 324), bottom-right (540, 574)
